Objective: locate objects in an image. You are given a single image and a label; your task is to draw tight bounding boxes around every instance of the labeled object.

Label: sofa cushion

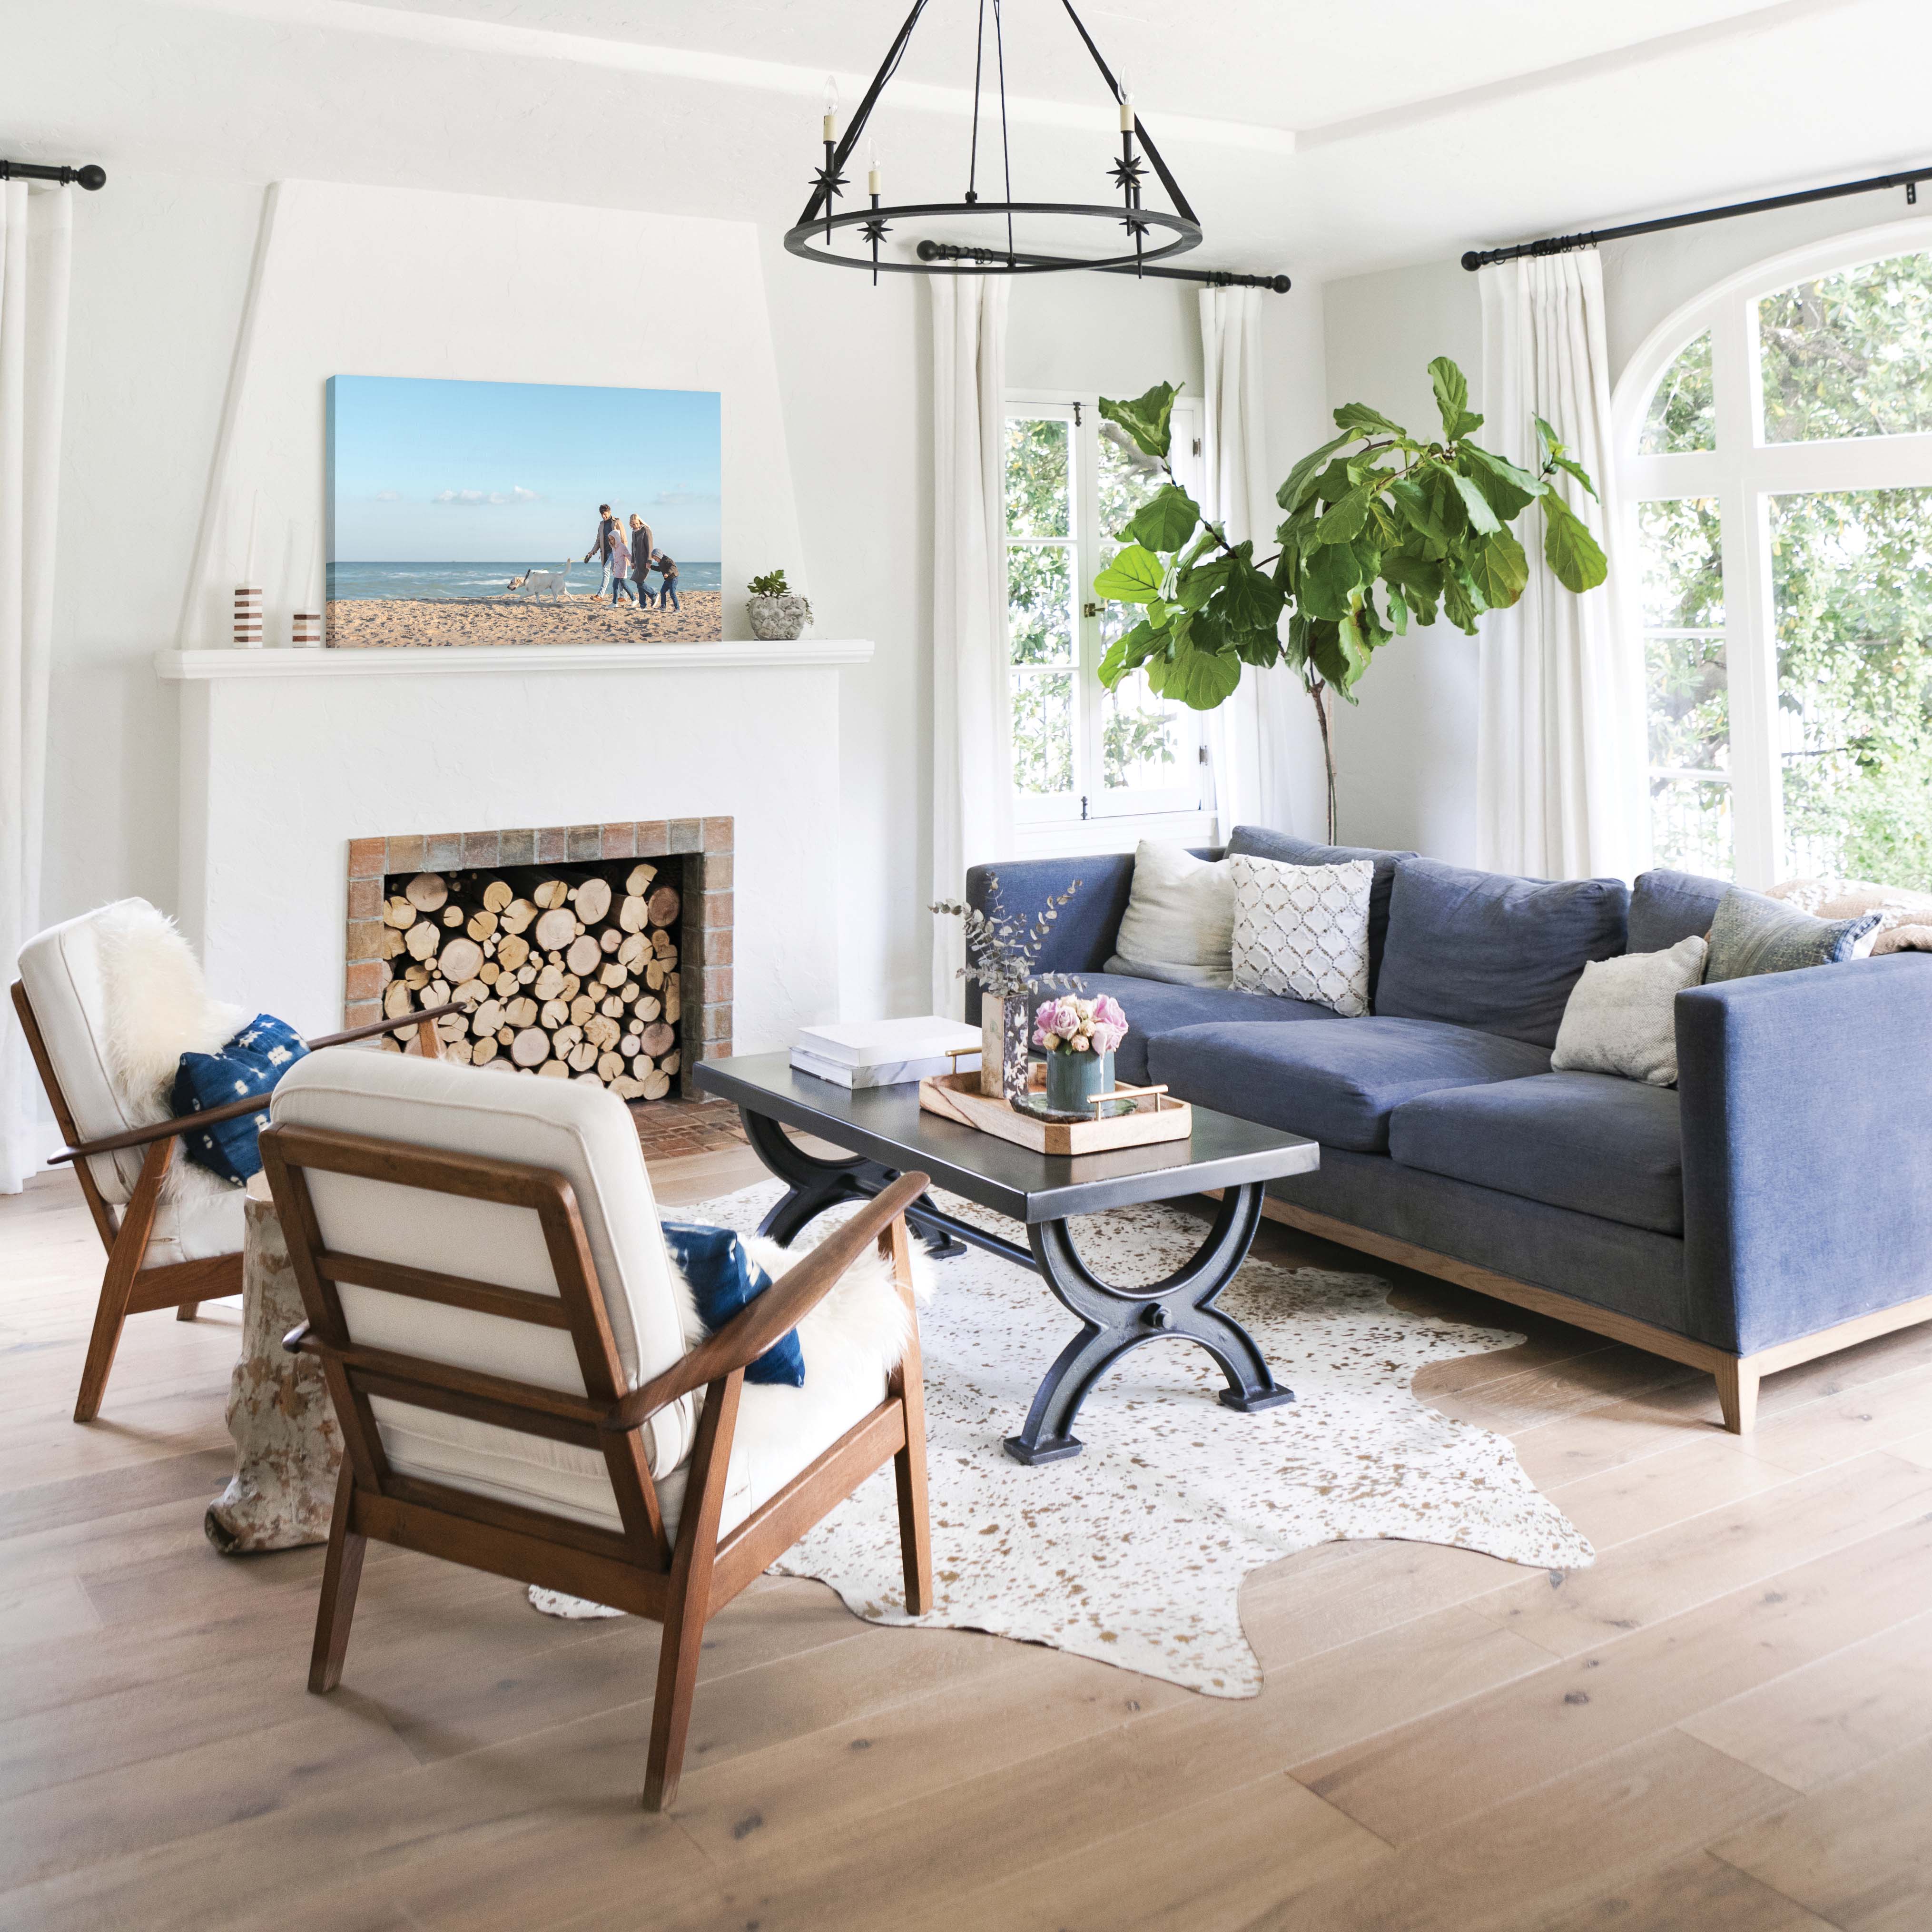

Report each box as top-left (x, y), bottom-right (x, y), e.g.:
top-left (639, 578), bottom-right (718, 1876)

top-left (1629, 868), bottom-right (1730, 953)
top-left (1039, 973), bottom-right (1330, 1086)
top-left (1106, 839), bottom-right (1234, 986)
top-left (1389, 1072), bottom-right (1684, 1236)
top-left (1375, 857), bottom-right (1629, 1048)
top-left (1224, 826), bottom-right (1412, 1000)
top-left (1705, 886), bottom-right (1880, 982)
top-left (1148, 1017), bottom-right (1552, 1153)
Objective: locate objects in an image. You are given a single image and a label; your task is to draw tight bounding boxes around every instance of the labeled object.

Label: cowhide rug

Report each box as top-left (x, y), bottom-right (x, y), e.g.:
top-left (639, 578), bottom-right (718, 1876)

top-left (533, 1181), bottom-right (1594, 1695)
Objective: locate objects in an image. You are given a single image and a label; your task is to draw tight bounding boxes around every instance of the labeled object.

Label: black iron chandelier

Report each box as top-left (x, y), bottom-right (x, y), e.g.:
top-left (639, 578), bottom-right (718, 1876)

top-left (783, 0), bottom-right (1290, 293)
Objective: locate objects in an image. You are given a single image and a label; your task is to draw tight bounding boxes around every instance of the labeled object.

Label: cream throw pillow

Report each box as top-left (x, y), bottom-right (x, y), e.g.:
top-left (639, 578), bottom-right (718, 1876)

top-left (1106, 840), bottom-right (1234, 987)
top-left (1229, 853), bottom-right (1374, 1017)
top-left (1551, 934), bottom-right (1707, 1086)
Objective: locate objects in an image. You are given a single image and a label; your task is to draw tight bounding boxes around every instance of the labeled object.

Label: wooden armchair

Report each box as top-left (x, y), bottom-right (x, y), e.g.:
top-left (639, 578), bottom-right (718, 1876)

top-left (12, 898), bottom-right (457, 1422)
top-left (258, 1047), bottom-right (932, 1812)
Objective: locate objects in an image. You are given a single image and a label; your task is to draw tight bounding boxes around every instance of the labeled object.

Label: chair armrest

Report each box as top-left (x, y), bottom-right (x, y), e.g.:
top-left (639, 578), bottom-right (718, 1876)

top-left (49, 1002), bottom-right (477, 1166)
top-left (601, 1170), bottom-right (929, 1433)
top-left (1677, 954), bottom-right (1932, 1353)
top-left (961, 854), bottom-right (1139, 1025)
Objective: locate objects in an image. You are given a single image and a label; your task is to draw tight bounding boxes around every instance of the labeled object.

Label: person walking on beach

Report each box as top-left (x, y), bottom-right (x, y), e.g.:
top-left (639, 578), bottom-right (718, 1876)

top-left (606, 519), bottom-right (637, 604)
top-left (627, 514), bottom-right (656, 608)
top-left (583, 504), bottom-right (619, 598)
top-left (655, 550), bottom-right (681, 612)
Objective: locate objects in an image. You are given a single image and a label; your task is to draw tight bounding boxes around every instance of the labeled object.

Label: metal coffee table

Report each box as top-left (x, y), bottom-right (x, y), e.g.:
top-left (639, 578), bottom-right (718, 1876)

top-left (694, 1053), bottom-right (1321, 1465)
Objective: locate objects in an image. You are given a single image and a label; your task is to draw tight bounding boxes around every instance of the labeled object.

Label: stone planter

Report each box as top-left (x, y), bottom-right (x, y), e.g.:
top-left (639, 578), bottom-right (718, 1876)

top-left (748, 593), bottom-right (812, 641)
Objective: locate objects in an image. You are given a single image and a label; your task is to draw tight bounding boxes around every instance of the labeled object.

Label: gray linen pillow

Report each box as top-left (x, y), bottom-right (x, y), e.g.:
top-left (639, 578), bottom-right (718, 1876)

top-left (1105, 840), bottom-right (1233, 987)
top-left (1704, 887), bottom-right (1881, 983)
top-left (1551, 934), bottom-right (1706, 1085)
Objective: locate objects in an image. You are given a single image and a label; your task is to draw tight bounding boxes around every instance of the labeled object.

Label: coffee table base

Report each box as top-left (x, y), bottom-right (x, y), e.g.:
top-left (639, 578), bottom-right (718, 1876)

top-left (738, 1108), bottom-right (1293, 1463)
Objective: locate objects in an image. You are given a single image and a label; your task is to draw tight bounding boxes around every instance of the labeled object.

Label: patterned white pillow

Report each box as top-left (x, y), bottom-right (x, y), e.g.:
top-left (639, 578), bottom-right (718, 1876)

top-left (1229, 853), bottom-right (1374, 1017)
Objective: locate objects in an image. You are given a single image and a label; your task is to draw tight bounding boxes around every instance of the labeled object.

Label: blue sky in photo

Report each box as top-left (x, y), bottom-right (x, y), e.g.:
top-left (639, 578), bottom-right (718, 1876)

top-left (327, 375), bottom-right (721, 563)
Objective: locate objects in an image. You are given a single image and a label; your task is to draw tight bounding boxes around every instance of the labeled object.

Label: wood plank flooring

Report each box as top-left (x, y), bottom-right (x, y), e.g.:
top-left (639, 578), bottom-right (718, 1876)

top-left (4, 1149), bottom-right (1931, 1931)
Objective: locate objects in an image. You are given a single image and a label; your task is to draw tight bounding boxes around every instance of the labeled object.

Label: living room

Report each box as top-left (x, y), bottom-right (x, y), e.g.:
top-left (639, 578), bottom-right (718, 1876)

top-left (4, 2), bottom-right (1932, 1926)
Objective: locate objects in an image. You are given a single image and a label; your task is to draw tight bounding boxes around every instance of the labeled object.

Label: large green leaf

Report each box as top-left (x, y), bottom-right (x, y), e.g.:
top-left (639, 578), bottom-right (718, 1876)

top-left (1551, 453), bottom-right (1599, 500)
top-left (1441, 566), bottom-right (1482, 634)
top-left (1123, 483), bottom-right (1202, 552)
top-left (1175, 552), bottom-right (1232, 611)
top-left (1470, 528), bottom-right (1529, 607)
top-left (1163, 639), bottom-right (1243, 709)
top-left (1091, 543), bottom-right (1164, 605)
top-left (1316, 484), bottom-right (1372, 546)
top-left (1276, 431), bottom-right (1354, 512)
top-left (1298, 536), bottom-right (1366, 621)
top-left (1459, 444), bottom-right (1545, 522)
top-left (1428, 357), bottom-right (1470, 440)
top-left (1222, 547), bottom-right (1287, 634)
top-left (1098, 618), bottom-right (1164, 688)
top-left (1388, 476), bottom-right (1453, 552)
top-left (1544, 494), bottom-right (1608, 591)
top-left (1446, 469), bottom-right (1502, 535)
top-left (1097, 382), bottom-right (1180, 460)
top-left (1331, 402), bottom-right (1408, 438)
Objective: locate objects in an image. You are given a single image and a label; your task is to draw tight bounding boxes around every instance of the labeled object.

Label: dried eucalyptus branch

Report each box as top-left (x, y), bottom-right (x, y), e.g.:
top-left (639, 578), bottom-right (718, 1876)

top-left (929, 874), bottom-right (1084, 1002)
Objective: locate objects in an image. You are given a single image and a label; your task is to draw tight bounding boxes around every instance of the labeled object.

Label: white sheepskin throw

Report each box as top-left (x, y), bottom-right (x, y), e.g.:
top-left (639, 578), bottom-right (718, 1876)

top-left (91, 899), bottom-right (248, 1201)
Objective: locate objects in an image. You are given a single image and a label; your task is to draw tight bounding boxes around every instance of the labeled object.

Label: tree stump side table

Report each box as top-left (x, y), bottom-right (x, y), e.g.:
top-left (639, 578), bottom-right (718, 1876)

top-left (205, 1174), bottom-right (342, 1554)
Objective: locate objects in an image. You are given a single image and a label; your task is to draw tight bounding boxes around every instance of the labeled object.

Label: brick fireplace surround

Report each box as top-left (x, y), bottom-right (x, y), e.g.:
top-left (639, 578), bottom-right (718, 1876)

top-left (344, 816), bottom-right (733, 1096)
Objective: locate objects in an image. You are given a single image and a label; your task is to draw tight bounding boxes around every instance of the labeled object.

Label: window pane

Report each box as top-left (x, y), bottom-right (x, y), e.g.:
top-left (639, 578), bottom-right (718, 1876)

top-left (1640, 495), bottom-right (1731, 877)
top-left (1772, 487), bottom-right (1932, 887)
top-left (1008, 543), bottom-right (1074, 666)
top-left (1097, 422), bottom-right (1164, 537)
top-left (1760, 252), bottom-right (1932, 444)
top-left (1012, 671), bottom-right (1074, 794)
top-left (1639, 497), bottom-right (1724, 629)
top-left (1005, 417), bottom-right (1070, 538)
top-left (1639, 331), bottom-right (1716, 454)
top-left (1103, 671), bottom-right (1183, 790)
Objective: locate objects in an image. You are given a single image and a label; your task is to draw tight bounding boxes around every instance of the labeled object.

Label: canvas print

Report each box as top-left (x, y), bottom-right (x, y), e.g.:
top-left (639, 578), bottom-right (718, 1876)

top-left (325, 375), bottom-right (721, 646)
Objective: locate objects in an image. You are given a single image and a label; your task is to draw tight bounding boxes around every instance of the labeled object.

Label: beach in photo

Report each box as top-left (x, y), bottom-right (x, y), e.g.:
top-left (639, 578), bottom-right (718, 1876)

top-left (326, 375), bottom-right (722, 646)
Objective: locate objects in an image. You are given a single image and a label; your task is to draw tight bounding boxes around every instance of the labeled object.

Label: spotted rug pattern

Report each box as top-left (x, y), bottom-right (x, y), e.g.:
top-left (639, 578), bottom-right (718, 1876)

top-left (541, 1181), bottom-right (1595, 1695)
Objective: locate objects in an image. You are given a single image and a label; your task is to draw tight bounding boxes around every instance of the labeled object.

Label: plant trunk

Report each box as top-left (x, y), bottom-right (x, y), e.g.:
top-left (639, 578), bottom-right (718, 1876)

top-left (1307, 677), bottom-right (1338, 843)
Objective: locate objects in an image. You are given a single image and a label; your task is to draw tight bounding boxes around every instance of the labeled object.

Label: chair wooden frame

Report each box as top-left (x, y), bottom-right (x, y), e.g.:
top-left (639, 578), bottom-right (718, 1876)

top-left (10, 979), bottom-right (455, 1422)
top-left (257, 1122), bottom-right (934, 1812)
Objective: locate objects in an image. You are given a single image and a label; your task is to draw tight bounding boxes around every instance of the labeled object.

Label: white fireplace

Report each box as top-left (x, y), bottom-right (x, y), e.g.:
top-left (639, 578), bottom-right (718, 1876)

top-left (158, 637), bottom-right (873, 1055)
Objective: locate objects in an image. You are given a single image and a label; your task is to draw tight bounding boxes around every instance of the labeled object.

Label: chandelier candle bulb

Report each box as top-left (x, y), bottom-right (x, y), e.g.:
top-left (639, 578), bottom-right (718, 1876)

top-left (822, 75), bottom-right (838, 141)
top-left (867, 141), bottom-right (881, 196)
top-left (1119, 75), bottom-right (1134, 131)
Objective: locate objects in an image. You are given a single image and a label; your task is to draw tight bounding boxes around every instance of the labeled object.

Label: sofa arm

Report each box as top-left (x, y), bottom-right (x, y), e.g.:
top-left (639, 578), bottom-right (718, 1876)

top-left (1677, 953), bottom-right (1932, 1354)
top-left (960, 854), bottom-right (1139, 1024)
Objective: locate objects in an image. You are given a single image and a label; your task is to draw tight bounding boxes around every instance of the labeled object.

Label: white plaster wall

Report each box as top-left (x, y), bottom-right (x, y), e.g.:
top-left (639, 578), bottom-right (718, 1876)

top-left (183, 660), bottom-right (845, 1049)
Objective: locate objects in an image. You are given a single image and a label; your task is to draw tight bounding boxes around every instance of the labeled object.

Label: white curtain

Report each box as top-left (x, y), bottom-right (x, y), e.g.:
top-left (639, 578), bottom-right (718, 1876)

top-left (0, 183), bottom-right (73, 1193)
top-left (1476, 251), bottom-right (1645, 881)
top-left (929, 275), bottom-right (1012, 1016)
top-left (1198, 285), bottom-right (1316, 839)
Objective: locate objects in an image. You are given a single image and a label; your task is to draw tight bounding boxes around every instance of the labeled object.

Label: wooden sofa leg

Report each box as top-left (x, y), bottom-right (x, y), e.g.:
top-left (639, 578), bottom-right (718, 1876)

top-left (882, 1219), bottom-right (934, 1617)
top-left (176, 1302), bottom-right (200, 1322)
top-left (1715, 1359), bottom-right (1760, 1436)
top-left (308, 1464), bottom-right (367, 1694)
top-left (75, 1138), bottom-right (172, 1423)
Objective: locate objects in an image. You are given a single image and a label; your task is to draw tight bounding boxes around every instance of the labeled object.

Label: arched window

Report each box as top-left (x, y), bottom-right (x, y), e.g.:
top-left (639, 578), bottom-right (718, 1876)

top-left (1616, 225), bottom-right (1932, 889)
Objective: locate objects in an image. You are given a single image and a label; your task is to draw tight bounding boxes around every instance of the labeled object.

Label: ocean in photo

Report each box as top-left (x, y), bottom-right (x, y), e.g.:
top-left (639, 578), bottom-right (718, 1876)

top-left (327, 560), bottom-right (723, 600)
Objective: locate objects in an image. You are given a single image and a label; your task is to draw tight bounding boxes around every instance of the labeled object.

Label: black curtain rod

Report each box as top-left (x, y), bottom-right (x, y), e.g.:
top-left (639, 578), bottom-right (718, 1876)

top-left (0, 158), bottom-right (107, 190)
top-left (916, 238), bottom-right (1289, 291)
top-left (1462, 161), bottom-right (1932, 270)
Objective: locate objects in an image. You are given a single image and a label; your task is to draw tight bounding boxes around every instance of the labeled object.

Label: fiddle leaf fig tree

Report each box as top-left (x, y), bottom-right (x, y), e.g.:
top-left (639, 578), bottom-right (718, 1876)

top-left (1093, 361), bottom-right (1608, 840)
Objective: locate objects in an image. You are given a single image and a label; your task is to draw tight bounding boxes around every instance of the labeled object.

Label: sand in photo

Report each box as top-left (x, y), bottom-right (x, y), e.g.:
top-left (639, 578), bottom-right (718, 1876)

top-left (325, 591), bottom-right (723, 647)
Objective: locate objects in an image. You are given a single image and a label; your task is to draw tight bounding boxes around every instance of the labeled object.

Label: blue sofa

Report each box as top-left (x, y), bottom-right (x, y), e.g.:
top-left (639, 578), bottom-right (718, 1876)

top-left (966, 828), bottom-right (1932, 1432)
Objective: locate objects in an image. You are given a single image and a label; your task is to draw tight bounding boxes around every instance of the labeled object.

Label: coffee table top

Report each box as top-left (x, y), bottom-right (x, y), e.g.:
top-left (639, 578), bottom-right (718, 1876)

top-left (694, 1052), bottom-right (1319, 1224)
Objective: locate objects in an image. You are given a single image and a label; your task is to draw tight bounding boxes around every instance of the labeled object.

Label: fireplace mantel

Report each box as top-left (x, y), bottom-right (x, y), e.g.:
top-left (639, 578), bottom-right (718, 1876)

top-left (155, 639), bottom-right (874, 680)
top-left (169, 635), bottom-right (868, 1060)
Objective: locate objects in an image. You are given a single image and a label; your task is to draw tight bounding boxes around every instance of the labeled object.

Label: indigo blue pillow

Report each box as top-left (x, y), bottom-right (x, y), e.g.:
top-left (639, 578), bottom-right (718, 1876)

top-left (660, 1221), bottom-right (804, 1387)
top-left (171, 1013), bottom-right (309, 1183)
top-left (1375, 857), bottom-right (1630, 1048)
top-left (1704, 887), bottom-right (1880, 983)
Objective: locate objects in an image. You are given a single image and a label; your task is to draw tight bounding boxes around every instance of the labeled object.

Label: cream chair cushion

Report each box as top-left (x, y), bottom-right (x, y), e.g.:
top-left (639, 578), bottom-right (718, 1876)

top-left (144, 1189), bottom-right (249, 1268)
top-left (270, 1048), bottom-right (704, 1479)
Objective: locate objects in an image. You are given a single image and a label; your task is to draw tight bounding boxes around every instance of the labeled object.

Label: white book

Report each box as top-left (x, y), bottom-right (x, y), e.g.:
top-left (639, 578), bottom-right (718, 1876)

top-left (794, 1015), bottom-right (983, 1069)
top-left (790, 1045), bottom-right (977, 1089)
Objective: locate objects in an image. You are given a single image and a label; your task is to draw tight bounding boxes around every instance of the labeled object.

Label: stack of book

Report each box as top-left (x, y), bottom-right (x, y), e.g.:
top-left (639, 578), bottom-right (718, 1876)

top-left (790, 1016), bottom-right (984, 1089)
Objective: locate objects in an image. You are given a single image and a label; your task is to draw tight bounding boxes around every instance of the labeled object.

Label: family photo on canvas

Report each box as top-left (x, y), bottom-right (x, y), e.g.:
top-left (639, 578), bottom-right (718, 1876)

top-left (325, 375), bottom-right (721, 646)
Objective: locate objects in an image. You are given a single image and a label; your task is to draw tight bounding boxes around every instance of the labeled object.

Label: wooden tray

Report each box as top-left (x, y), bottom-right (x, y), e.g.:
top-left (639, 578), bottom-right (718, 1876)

top-left (917, 1069), bottom-right (1192, 1157)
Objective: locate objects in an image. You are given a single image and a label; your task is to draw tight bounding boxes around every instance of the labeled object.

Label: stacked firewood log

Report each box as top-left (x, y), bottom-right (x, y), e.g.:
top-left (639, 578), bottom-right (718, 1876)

top-left (377, 862), bottom-right (681, 1099)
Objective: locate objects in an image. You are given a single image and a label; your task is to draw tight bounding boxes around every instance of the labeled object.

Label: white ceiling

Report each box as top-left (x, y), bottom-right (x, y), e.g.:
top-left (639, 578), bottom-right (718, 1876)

top-left (8, 0), bottom-right (1932, 280)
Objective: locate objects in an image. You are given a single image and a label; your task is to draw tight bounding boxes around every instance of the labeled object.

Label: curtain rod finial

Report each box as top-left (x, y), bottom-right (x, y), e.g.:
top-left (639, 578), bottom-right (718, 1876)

top-left (77, 164), bottom-right (106, 191)
top-left (1461, 249), bottom-right (1485, 272)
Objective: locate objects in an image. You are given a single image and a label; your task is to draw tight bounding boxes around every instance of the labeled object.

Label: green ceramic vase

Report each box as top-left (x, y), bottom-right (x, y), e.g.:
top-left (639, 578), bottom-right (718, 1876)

top-left (1043, 1047), bottom-right (1114, 1115)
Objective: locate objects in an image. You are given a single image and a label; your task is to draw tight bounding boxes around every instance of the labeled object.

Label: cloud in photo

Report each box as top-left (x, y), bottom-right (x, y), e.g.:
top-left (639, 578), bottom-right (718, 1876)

top-left (433, 485), bottom-right (541, 507)
top-left (373, 489), bottom-right (401, 502)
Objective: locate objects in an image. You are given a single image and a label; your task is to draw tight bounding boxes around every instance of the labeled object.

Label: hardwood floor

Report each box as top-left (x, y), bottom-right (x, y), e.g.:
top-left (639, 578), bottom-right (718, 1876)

top-left (4, 1148), bottom-right (1931, 1931)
